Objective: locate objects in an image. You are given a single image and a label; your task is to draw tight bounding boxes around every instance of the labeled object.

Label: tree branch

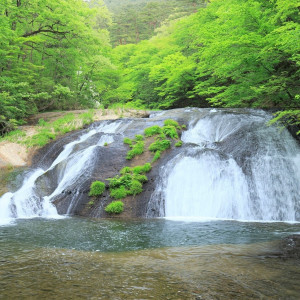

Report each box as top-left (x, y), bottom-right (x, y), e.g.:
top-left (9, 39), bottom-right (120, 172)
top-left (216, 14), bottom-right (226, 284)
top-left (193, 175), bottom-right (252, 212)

top-left (22, 27), bottom-right (71, 38)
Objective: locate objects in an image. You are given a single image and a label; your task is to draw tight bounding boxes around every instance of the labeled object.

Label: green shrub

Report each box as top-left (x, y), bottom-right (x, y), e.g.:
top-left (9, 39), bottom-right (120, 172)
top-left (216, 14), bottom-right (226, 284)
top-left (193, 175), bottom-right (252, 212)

top-left (133, 174), bottom-right (148, 183)
top-left (163, 125), bottom-right (178, 139)
top-left (119, 174), bottom-right (132, 189)
top-left (105, 201), bottom-right (124, 214)
top-left (142, 163), bottom-right (152, 172)
top-left (120, 166), bottom-right (131, 175)
top-left (108, 175), bottom-right (122, 188)
top-left (135, 134), bottom-right (144, 141)
top-left (128, 180), bottom-right (143, 195)
top-left (123, 137), bottom-right (132, 145)
top-left (149, 139), bottom-right (171, 152)
top-left (89, 181), bottom-right (106, 196)
top-left (144, 125), bottom-right (162, 137)
top-left (126, 141), bottom-right (144, 159)
top-left (175, 141), bottom-right (183, 147)
top-left (151, 150), bottom-right (161, 162)
top-left (104, 142), bottom-right (108, 146)
top-left (133, 163), bottom-right (152, 174)
top-left (110, 186), bottom-right (128, 199)
top-left (181, 124), bottom-right (187, 129)
top-left (164, 119), bottom-right (180, 129)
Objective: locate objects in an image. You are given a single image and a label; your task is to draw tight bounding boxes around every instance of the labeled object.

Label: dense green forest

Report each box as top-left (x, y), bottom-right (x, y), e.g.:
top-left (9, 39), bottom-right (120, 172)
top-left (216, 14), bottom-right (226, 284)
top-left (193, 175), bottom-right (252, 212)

top-left (1, 0), bottom-right (299, 135)
top-left (104, 0), bottom-right (206, 46)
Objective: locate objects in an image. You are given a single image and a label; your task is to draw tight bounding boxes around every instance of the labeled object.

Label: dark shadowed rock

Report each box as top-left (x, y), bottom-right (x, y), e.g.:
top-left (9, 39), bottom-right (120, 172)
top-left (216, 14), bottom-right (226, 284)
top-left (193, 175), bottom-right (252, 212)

top-left (279, 235), bottom-right (300, 259)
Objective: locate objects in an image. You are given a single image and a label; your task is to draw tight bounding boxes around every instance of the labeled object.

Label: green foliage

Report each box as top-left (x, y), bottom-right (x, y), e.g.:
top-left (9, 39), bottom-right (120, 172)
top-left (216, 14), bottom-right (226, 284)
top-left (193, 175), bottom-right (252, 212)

top-left (0, 0), bottom-right (116, 135)
top-left (151, 150), bottom-right (161, 163)
top-left (89, 181), bottom-right (106, 197)
top-left (162, 125), bottom-right (179, 139)
top-left (133, 174), bottom-right (148, 183)
top-left (105, 201), bottom-right (124, 214)
top-left (268, 110), bottom-right (300, 135)
top-left (110, 0), bottom-right (299, 113)
top-left (164, 119), bottom-right (180, 128)
top-left (128, 180), bottom-right (143, 196)
top-left (0, 129), bottom-right (26, 142)
top-left (123, 137), bottom-right (133, 145)
top-left (144, 125), bottom-right (163, 137)
top-left (133, 163), bottom-right (152, 174)
top-left (23, 112), bottom-right (95, 147)
top-left (175, 141), bottom-right (183, 147)
top-left (110, 186), bottom-right (128, 199)
top-left (149, 139), bottom-right (171, 152)
top-left (126, 141), bottom-right (145, 159)
top-left (105, 0), bottom-right (206, 46)
top-left (108, 162), bottom-right (151, 199)
top-left (88, 200), bottom-right (95, 207)
top-left (38, 119), bottom-right (48, 127)
top-left (26, 130), bottom-right (56, 147)
top-left (181, 124), bottom-right (187, 130)
top-left (135, 134), bottom-right (144, 141)
top-left (120, 167), bottom-right (132, 175)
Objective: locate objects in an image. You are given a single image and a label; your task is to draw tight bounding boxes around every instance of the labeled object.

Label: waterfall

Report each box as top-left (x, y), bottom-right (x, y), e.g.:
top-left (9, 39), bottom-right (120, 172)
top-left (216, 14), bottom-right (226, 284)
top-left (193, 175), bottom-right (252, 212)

top-left (0, 120), bottom-right (127, 225)
top-left (148, 109), bottom-right (300, 222)
top-left (1, 108), bottom-right (299, 224)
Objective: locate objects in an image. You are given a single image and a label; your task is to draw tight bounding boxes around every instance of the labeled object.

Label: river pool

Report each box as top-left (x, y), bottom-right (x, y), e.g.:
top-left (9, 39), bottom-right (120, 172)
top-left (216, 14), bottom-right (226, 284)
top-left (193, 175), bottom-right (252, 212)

top-left (0, 218), bottom-right (299, 299)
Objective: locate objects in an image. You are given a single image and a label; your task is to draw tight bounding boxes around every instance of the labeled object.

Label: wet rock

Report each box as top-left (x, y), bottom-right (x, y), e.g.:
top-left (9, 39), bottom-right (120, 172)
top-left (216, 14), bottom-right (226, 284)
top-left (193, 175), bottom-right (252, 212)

top-left (279, 235), bottom-right (300, 259)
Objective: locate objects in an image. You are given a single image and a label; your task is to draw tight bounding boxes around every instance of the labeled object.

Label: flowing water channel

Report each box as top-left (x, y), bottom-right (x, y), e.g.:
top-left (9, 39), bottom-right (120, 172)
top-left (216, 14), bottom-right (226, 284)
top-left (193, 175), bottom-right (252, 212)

top-left (0, 108), bottom-right (300, 298)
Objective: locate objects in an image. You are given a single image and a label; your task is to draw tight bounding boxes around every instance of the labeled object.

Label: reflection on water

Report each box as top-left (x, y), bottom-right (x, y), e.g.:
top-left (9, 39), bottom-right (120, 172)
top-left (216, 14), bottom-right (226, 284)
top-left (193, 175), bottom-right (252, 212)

top-left (0, 218), bottom-right (299, 299)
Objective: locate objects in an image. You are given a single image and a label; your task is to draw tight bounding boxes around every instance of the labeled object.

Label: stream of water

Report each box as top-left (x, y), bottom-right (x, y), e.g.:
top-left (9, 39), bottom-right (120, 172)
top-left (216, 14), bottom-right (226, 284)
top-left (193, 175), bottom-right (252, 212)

top-left (0, 218), bottom-right (299, 299)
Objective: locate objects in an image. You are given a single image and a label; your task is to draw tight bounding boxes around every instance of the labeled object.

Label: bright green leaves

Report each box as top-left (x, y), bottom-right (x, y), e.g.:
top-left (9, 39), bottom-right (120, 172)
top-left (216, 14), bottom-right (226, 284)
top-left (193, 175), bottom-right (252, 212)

top-left (0, 0), bottom-right (114, 135)
top-left (105, 201), bottom-right (124, 214)
top-left (109, 0), bottom-right (299, 118)
top-left (107, 163), bottom-right (151, 199)
top-left (89, 181), bottom-right (106, 197)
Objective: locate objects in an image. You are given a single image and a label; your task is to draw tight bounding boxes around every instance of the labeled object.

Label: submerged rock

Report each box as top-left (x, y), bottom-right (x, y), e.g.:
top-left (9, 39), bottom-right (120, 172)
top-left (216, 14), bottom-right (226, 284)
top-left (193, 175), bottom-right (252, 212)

top-left (279, 235), bottom-right (300, 259)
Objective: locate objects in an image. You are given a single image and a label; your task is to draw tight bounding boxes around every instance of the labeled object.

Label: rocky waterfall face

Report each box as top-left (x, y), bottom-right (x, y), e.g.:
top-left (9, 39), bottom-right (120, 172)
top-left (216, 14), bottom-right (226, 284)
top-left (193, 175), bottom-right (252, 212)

top-left (1, 108), bottom-right (299, 225)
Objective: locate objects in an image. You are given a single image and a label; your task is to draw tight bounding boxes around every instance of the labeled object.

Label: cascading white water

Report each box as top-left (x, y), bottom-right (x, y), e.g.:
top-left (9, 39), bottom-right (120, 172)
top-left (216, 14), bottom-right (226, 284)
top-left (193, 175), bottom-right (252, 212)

top-left (0, 120), bottom-right (126, 225)
top-left (151, 109), bottom-right (300, 222)
top-left (165, 154), bottom-right (251, 219)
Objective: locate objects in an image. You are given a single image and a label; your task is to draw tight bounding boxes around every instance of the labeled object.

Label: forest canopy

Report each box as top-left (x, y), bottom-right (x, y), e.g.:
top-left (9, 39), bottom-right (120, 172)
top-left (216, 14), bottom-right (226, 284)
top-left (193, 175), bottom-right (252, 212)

top-left (0, 0), bottom-right (299, 134)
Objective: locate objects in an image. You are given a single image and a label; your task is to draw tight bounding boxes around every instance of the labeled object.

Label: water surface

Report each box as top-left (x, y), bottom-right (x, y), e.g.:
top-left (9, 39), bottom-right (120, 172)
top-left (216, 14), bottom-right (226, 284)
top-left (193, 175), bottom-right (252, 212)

top-left (0, 218), bottom-right (299, 299)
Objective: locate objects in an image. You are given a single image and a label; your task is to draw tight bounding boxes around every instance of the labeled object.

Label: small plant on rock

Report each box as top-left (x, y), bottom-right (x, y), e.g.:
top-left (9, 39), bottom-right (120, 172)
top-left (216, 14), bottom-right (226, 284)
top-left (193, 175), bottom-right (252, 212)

top-left (149, 139), bottom-right (171, 152)
top-left (151, 150), bottom-right (161, 163)
top-left (105, 201), bottom-right (124, 214)
top-left (107, 163), bottom-right (151, 200)
top-left (135, 134), bottom-right (144, 141)
top-left (110, 186), bottom-right (128, 199)
top-left (144, 125), bottom-right (162, 137)
top-left (88, 200), bottom-right (94, 207)
top-left (123, 137), bottom-right (133, 145)
top-left (175, 141), bottom-right (183, 147)
top-left (164, 119), bottom-right (180, 129)
top-left (163, 125), bottom-right (179, 139)
top-left (126, 141), bottom-right (144, 159)
top-left (89, 181), bottom-right (105, 197)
